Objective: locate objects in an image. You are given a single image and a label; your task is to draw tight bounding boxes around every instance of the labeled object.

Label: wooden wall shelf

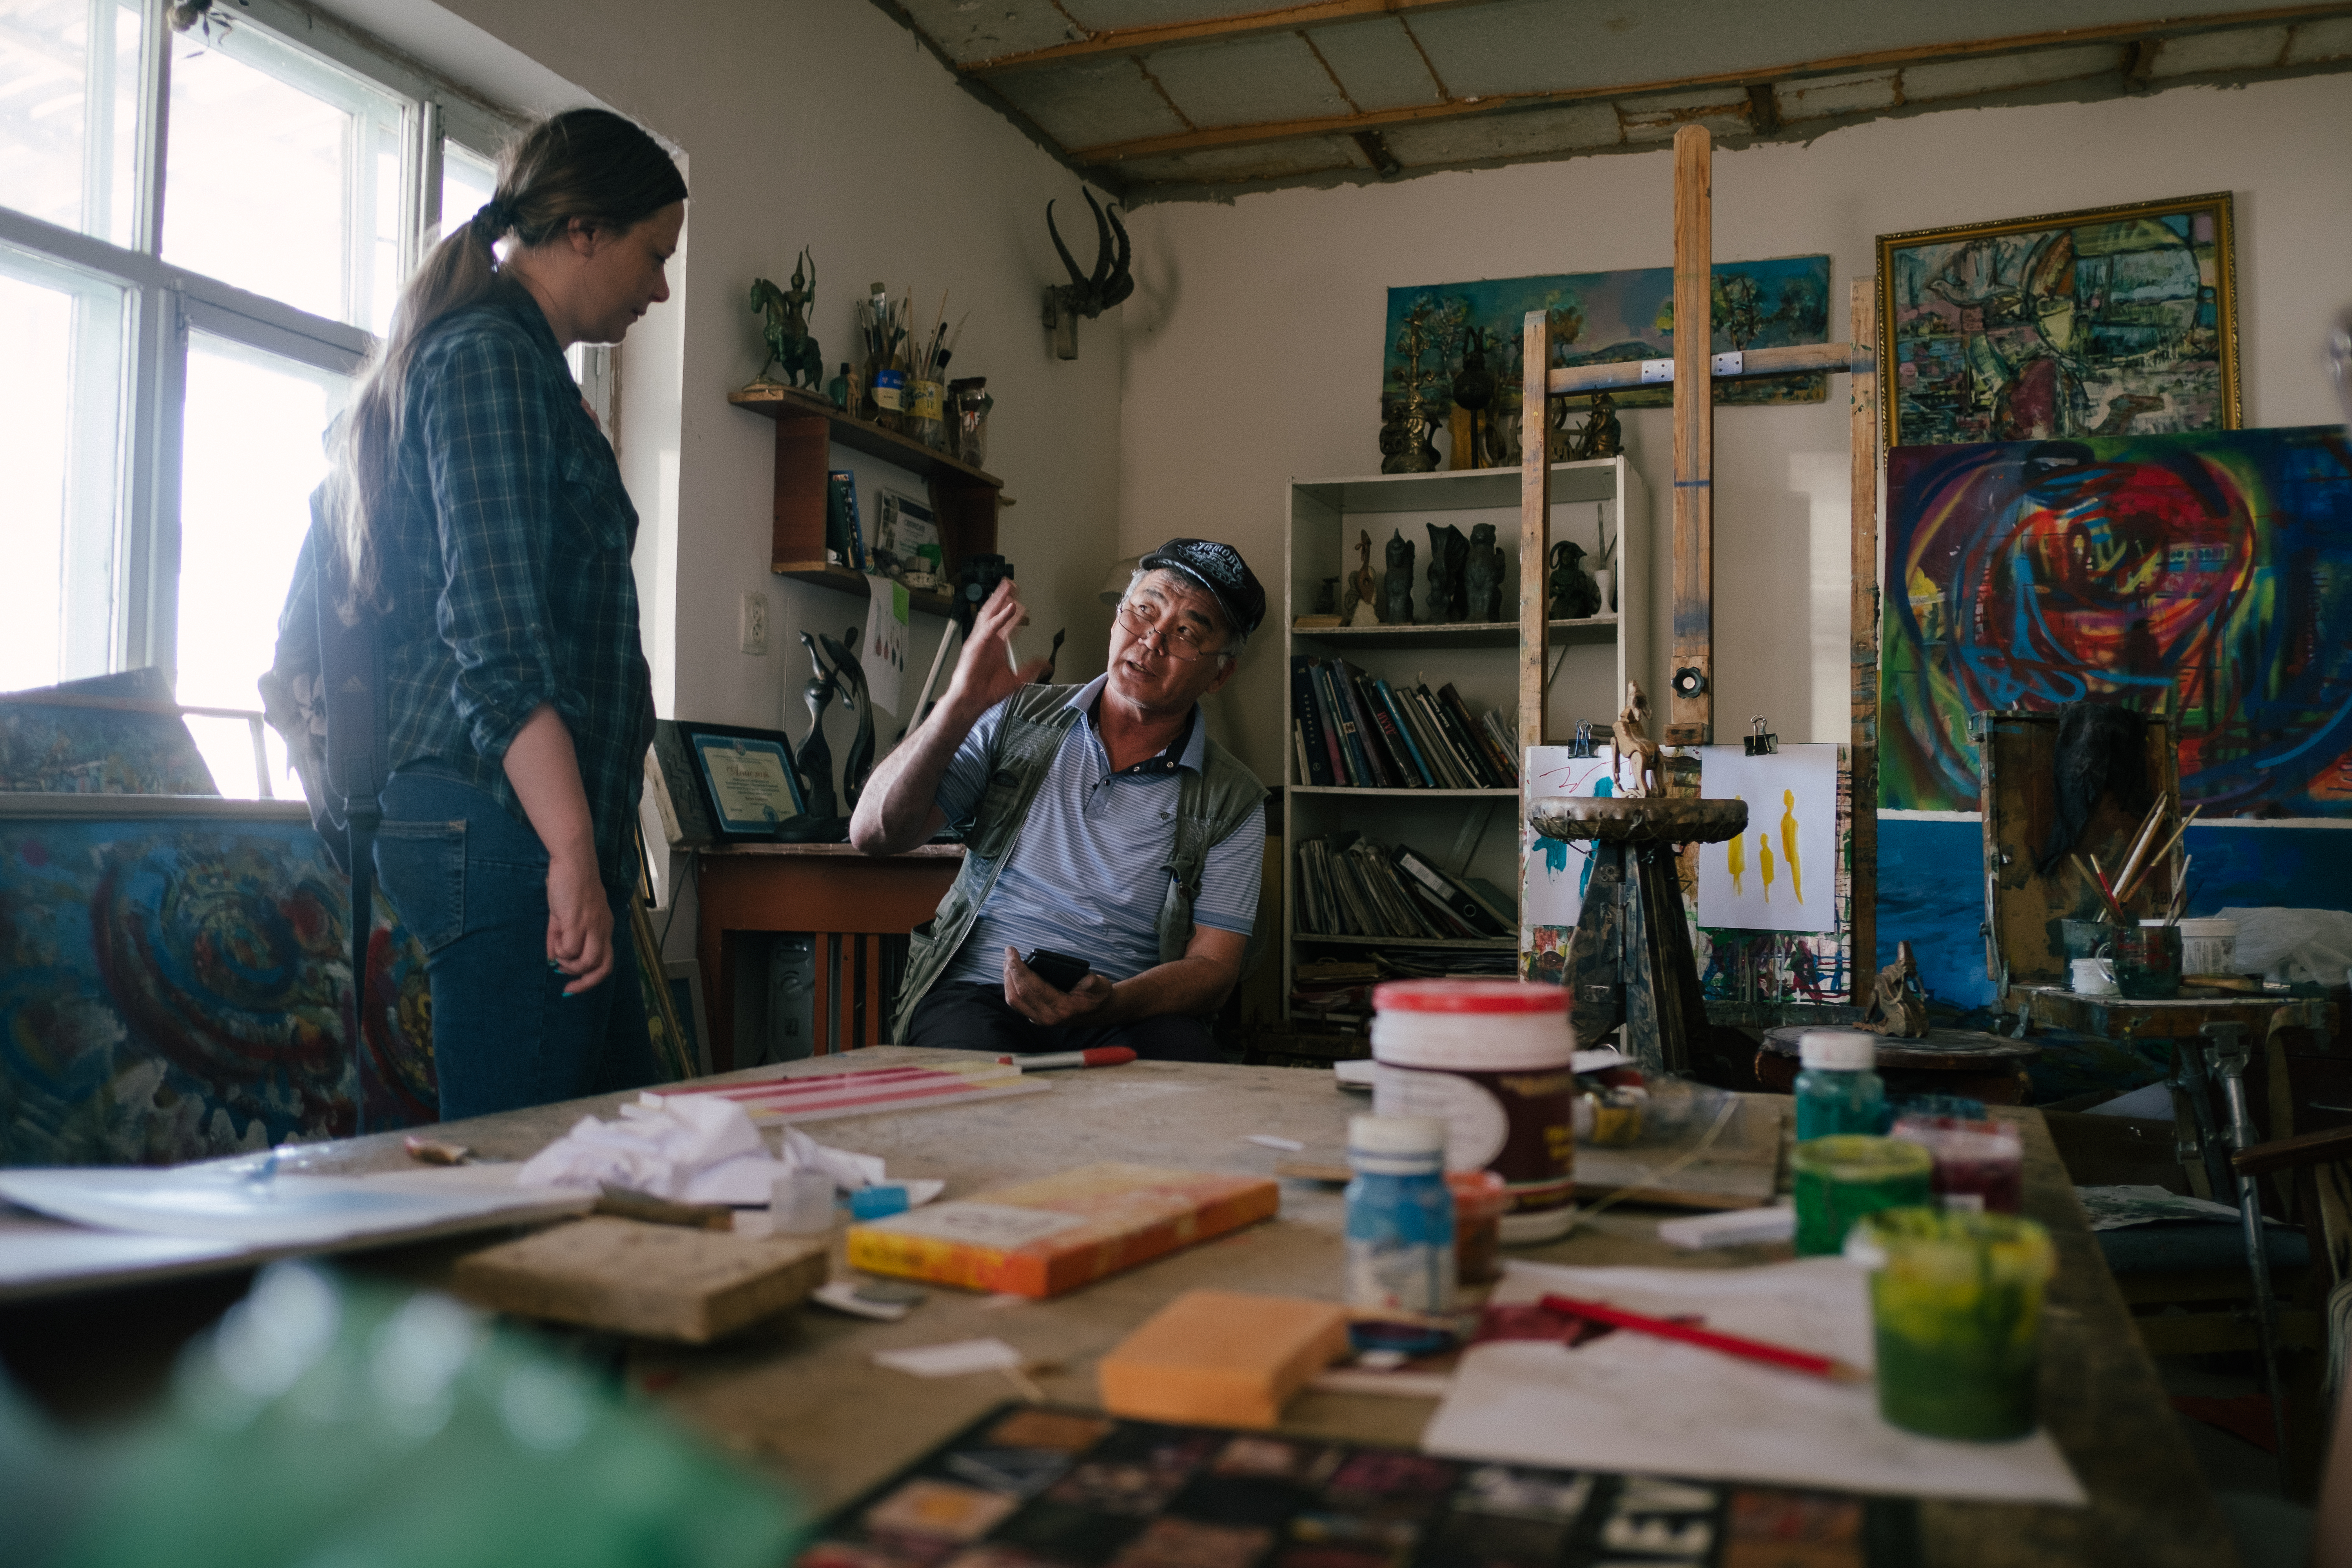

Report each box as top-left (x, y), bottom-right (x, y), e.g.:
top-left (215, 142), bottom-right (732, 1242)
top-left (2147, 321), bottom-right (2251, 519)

top-left (730, 384), bottom-right (1004, 617)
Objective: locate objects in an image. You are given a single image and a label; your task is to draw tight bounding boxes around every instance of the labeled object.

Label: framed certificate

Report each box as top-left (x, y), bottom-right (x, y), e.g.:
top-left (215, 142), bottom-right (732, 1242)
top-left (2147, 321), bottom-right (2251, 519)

top-left (677, 721), bottom-right (808, 840)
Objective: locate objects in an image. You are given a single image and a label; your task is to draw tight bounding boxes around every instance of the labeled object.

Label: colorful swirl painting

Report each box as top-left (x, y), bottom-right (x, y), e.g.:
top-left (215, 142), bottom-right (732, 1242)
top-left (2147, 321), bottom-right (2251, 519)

top-left (1880, 427), bottom-right (2352, 816)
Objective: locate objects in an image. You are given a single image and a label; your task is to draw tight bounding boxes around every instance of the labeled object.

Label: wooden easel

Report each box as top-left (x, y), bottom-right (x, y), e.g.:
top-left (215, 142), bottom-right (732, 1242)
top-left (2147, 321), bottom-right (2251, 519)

top-left (1519, 124), bottom-right (1882, 1005)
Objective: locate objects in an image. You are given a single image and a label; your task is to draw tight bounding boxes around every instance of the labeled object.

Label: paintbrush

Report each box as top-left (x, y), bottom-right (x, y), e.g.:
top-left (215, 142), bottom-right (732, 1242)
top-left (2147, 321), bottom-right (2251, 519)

top-left (1537, 1294), bottom-right (1869, 1383)
top-left (2080, 853), bottom-right (2129, 924)
top-left (2110, 795), bottom-right (2171, 905)
top-left (2119, 805), bottom-right (2202, 906)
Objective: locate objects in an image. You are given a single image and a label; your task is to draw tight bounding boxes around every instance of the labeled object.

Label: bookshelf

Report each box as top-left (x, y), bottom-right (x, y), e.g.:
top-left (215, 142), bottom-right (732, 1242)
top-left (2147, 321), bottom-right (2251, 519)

top-left (1280, 458), bottom-right (1648, 1026)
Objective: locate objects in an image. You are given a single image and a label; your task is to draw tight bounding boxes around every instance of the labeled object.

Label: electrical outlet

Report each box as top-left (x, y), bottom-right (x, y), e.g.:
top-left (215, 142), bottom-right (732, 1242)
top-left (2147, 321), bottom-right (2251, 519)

top-left (740, 592), bottom-right (769, 655)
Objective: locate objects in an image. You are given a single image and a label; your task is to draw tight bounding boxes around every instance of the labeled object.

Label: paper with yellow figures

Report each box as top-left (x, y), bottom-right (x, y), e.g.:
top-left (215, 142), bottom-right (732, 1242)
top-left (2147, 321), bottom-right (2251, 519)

top-left (1696, 746), bottom-right (1838, 934)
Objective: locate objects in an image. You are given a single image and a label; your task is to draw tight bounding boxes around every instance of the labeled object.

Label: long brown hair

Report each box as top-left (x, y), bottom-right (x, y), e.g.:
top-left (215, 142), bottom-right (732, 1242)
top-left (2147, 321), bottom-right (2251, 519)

top-left (328, 107), bottom-right (686, 607)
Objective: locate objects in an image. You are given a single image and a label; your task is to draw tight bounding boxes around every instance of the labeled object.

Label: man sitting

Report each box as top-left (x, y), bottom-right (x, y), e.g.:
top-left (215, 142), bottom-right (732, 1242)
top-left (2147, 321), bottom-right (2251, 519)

top-left (851, 540), bottom-right (1267, 1060)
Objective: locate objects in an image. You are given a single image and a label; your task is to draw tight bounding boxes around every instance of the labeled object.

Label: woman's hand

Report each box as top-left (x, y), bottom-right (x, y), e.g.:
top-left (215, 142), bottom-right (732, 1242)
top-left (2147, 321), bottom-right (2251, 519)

top-left (546, 846), bottom-right (613, 994)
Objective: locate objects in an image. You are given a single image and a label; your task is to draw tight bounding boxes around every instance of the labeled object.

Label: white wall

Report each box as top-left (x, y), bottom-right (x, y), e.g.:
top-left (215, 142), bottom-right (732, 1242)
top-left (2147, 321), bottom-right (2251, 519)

top-left (326, 0), bottom-right (1129, 940)
top-left (1119, 74), bottom-right (2352, 783)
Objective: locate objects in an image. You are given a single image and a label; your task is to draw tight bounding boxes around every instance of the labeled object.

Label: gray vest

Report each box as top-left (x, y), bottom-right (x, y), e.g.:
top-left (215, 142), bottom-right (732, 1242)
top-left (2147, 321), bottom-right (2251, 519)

top-left (891, 683), bottom-right (1267, 1040)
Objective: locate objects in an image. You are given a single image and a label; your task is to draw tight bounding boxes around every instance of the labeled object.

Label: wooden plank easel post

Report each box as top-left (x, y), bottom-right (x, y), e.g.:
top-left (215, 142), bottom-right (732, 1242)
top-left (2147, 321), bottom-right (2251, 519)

top-left (1849, 280), bottom-right (1880, 997)
top-left (1667, 124), bottom-right (1713, 746)
top-left (1518, 310), bottom-right (1551, 751)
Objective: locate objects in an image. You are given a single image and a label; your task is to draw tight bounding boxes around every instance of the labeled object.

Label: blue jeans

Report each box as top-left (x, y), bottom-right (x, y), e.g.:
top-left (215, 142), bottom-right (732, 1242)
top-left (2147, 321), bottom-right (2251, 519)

top-left (374, 767), bottom-right (660, 1122)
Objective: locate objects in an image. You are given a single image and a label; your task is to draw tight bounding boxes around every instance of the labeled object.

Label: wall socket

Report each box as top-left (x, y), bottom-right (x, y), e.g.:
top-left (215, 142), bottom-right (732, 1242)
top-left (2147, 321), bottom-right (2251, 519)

top-left (740, 591), bottom-right (769, 655)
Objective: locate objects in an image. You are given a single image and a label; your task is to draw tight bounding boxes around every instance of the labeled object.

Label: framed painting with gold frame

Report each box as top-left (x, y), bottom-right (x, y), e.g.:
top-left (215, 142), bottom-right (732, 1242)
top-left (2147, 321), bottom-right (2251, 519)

top-left (1876, 192), bottom-right (2238, 450)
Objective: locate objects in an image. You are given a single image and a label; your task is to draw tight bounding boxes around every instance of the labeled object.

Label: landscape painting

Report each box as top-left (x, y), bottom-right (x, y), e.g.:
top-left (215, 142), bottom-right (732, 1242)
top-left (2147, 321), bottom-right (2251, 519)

top-left (1878, 427), bottom-right (2352, 817)
top-left (1878, 193), bottom-right (2237, 450)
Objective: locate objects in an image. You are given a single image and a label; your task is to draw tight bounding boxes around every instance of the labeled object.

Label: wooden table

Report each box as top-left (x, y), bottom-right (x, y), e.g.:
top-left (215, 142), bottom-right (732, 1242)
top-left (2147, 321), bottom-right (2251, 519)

top-left (21, 1049), bottom-right (2225, 1567)
top-left (695, 842), bottom-right (961, 1067)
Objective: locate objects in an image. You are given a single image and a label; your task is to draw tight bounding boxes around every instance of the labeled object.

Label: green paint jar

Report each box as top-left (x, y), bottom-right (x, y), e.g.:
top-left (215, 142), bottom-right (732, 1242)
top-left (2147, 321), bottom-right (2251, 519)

top-left (1847, 1208), bottom-right (2055, 1441)
top-left (1790, 1135), bottom-right (1931, 1256)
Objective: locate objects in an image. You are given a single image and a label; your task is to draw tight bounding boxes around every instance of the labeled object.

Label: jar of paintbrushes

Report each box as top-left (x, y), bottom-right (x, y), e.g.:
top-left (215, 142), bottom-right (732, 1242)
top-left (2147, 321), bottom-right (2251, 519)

top-left (857, 281), bottom-right (909, 432)
top-left (2068, 790), bottom-right (2199, 998)
top-left (905, 295), bottom-right (968, 452)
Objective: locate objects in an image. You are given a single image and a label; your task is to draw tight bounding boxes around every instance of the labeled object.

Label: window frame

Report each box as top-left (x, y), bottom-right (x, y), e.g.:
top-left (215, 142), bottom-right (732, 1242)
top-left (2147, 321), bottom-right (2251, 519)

top-left (0, 0), bottom-right (528, 690)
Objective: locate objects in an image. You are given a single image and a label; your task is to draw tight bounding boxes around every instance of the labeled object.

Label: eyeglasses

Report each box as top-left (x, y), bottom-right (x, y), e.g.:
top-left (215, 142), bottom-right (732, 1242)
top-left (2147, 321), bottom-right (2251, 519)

top-left (1116, 597), bottom-right (1219, 662)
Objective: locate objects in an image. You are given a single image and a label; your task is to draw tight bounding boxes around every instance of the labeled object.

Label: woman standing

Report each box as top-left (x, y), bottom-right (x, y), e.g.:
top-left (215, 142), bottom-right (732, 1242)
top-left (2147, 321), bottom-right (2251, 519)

top-left (326, 109), bottom-right (685, 1120)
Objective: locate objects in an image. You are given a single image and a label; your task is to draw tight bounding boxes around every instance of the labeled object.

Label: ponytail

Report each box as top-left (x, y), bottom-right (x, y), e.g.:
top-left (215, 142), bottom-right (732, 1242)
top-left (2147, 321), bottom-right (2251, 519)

top-left (328, 108), bottom-right (686, 610)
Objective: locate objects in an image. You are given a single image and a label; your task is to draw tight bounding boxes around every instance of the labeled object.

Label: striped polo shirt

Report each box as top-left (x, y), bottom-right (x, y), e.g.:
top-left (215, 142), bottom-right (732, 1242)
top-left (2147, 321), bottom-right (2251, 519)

top-left (935, 675), bottom-right (1261, 987)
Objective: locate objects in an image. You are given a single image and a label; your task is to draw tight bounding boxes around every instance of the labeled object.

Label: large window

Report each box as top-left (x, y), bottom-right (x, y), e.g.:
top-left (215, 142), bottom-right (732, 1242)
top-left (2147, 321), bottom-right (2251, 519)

top-left (0, 0), bottom-right (532, 795)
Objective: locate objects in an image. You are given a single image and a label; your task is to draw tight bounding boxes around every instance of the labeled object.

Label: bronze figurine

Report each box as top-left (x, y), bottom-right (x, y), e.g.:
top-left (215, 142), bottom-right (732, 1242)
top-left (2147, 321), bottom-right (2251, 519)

top-left (1382, 529), bottom-right (1415, 624)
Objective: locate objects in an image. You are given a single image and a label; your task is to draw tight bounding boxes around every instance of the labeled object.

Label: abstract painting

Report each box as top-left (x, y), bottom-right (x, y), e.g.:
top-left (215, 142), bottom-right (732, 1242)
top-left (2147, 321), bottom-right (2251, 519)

top-left (1384, 255), bottom-right (1833, 438)
top-left (1879, 427), bottom-right (2352, 817)
top-left (0, 666), bottom-right (217, 795)
top-left (1878, 193), bottom-right (2237, 450)
top-left (1519, 746), bottom-right (1618, 984)
top-left (1695, 746), bottom-right (1839, 934)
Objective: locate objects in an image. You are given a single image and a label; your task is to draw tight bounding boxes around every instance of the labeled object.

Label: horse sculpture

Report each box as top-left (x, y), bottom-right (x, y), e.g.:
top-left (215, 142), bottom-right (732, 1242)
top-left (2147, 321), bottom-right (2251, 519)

top-left (749, 250), bottom-right (824, 390)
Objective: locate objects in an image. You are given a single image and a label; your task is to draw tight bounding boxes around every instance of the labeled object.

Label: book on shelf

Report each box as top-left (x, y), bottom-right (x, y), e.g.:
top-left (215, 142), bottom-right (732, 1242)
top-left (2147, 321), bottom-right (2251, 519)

top-left (1287, 656), bottom-right (1334, 786)
top-left (1392, 842), bottom-right (1514, 938)
top-left (1420, 679), bottom-right (1501, 788)
top-left (1367, 677), bottom-right (1437, 788)
top-left (1330, 662), bottom-right (1396, 788)
top-left (1404, 684), bottom-right (1476, 787)
top-left (1312, 662), bottom-right (1373, 787)
top-left (1480, 710), bottom-right (1521, 781)
top-left (1440, 682), bottom-right (1520, 787)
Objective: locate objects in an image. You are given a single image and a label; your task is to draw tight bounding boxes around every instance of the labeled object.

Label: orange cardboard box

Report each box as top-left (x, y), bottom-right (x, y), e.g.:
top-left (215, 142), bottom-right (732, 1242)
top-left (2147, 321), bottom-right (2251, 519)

top-left (1098, 1290), bottom-right (1351, 1428)
top-left (844, 1163), bottom-right (1278, 1298)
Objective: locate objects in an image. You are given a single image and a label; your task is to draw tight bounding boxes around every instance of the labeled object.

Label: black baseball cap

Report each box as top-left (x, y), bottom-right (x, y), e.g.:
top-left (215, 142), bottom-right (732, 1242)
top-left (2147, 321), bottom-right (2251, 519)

top-left (1139, 538), bottom-right (1265, 641)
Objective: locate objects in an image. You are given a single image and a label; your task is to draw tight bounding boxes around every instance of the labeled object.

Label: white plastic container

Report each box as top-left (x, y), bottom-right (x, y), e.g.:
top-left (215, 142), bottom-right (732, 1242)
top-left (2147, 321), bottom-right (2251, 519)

top-left (2173, 917), bottom-right (2239, 976)
top-left (1370, 979), bottom-right (1577, 1243)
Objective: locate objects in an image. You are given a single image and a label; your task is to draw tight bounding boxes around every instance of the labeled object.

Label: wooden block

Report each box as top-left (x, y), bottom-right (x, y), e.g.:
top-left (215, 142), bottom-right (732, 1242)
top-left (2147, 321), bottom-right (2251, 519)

top-left (1098, 1290), bottom-right (1351, 1429)
top-left (846, 1163), bottom-right (1279, 1298)
top-left (449, 1216), bottom-right (828, 1344)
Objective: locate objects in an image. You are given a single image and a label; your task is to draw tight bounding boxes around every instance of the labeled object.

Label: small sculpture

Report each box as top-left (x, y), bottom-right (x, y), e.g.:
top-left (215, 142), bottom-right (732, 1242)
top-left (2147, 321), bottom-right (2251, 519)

top-left (1611, 680), bottom-right (1660, 798)
top-left (1451, 326), bottom-right (1497, 470)
top-left (748, 251), bottom-right (824, 391)
top-left (1574, 391), bottom-right (1622, 460)
top-left (1464, 523), bottom-right (1503, 623)
top-left (818, 627), bottom-right (875, 811)
top-left (1862, 941), bottom-right (1932, 1038)
top-left (1548, 541), bottom-right (1601, 620)
top-left (1042, 189), bottom-right (1134, 359)
top-left (1425, 523), bottom-right (1468, 623)
top-left (1346, 530), bottom-right (1379, 626)
top-left (795, 632), bottom-right (840, 819)
top-left (1042, 628), bottom-right (1066, 683)
top-left (1383, 303), bottom-right (1445, 474)
top-left (825, 361), bottom-right (851, 410)
top-left (1381, 529), bottom-right (1415, 624)
top-left (1546, 394), bottom-right (1578, 462)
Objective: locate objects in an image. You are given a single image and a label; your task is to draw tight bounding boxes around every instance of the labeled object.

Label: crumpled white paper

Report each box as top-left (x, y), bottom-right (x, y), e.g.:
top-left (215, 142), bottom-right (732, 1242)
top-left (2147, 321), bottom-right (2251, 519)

top-left (515, 1093), bottom-right (887, 1205)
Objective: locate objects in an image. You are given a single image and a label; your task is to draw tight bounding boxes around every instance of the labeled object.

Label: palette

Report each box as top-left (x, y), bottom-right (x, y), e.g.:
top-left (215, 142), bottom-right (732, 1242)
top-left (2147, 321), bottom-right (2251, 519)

top-left (797, 1405), bottom-right (1915, 1568)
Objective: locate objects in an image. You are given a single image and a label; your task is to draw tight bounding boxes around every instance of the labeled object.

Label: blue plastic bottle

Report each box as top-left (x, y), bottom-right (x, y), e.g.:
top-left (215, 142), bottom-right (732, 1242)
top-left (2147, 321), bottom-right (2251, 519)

top-left (1344, 1114), bottom-right (1455, 1314)
top-left (1793, 1030), bottom-right (1888, 1141)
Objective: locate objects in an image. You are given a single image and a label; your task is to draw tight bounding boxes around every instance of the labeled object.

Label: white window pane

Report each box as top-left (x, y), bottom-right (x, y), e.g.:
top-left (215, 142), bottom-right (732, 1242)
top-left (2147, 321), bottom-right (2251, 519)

top-left (0, 0), bottom-right (143, 244)
top-left (162, 18), bottom-right (403, 331)
top-left (176, 329), bottom-right (347, 795)
top-left (438, 136), bottom-right (494, 244)
top-left (0, 241), bottom-right (125, 693)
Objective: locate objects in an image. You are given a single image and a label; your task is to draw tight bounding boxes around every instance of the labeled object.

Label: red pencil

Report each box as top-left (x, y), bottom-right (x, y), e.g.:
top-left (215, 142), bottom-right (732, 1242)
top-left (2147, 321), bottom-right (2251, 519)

top-left (1537, 1293), bottom-right (1869, 1383)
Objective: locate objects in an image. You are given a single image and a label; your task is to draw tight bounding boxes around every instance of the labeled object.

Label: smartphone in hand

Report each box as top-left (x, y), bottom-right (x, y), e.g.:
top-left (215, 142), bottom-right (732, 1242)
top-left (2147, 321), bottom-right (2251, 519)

top-left (1022, 947), bottom-right (1091, 993)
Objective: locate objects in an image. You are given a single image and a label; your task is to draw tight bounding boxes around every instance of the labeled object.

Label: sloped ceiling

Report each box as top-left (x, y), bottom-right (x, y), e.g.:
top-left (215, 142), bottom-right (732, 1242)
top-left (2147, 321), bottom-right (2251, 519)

top-left (869, 0), bottom-right (2352, 200)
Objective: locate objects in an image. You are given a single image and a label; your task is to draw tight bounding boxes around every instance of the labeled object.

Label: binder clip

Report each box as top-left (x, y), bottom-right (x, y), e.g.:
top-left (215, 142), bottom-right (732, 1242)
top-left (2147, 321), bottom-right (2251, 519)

top-left (1568, 720), bottom-right (1597, 759)
top-left (1744, 715), bottom-right (1778, 756)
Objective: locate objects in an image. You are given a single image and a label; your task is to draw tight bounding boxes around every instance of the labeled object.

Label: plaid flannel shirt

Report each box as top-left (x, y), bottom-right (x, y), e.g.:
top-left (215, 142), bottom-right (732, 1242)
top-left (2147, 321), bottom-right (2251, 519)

top-left (377, 283), bottom-right (651, 891)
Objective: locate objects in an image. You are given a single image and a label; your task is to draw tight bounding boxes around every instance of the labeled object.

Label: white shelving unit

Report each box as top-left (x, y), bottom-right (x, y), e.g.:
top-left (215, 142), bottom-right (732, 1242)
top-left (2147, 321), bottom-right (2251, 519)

top-left (1279, 458), bottom-right (1648, 1020)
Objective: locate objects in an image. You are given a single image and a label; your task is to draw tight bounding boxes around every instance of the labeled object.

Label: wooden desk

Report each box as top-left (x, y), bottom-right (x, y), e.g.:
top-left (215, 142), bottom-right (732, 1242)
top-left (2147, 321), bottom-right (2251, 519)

top-left (695, 843), bottom-right (961, 1068)
top-left (185, 1050), bottom-right (2232, 1566)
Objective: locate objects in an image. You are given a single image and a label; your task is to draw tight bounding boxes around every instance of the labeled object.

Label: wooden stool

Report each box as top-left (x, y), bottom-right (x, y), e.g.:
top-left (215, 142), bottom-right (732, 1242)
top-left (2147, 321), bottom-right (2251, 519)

top-left (1757, 1025), bottom-right (2040, 1106)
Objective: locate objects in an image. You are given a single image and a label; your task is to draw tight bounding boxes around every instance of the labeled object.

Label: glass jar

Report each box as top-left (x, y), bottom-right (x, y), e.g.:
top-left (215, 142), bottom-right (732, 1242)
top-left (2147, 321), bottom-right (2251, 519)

top-left (949, 377), bottom-right (992, 468)
top-left (1344, 1114), bottom-right (1455, 1314)
top-left (1792, 1029), bottom-right (1887, 1141)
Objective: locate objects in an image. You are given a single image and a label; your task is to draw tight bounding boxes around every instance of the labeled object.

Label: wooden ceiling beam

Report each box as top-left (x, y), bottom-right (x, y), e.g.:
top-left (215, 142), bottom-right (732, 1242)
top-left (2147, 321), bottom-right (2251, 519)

top-left (1067, 0), bottom-right (2352, 164)
top-left (962, 0), bottom-right (1486, 77)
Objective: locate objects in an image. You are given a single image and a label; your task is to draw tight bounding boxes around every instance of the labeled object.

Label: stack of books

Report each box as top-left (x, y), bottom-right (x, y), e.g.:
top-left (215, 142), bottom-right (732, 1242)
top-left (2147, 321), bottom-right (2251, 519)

top-left (1289, 655), bottom-right (1520, 790)
top-left (1294, 833), bottom-right (1516, 942)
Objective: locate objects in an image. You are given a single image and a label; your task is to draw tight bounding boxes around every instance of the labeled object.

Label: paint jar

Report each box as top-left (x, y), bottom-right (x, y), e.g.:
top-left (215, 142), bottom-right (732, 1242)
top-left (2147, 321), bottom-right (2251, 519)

top-left (2059, 919), bottom-right (2117, 960)
top-left (2175, 917), bottom-right (2239, 976)
top-left (2116, 923), bottom-right (2183, 1000)
top-left (1345, 1114), bottom-right (1455, 1315)
top-left (950, 377), bottom-right (992, 468)
top-left (1447, 1169), bottom-right (1511, 1286)
top-left (906, 377), bottom-right (946, 449)
top-left (1372, 980), bottom-right (1577, 1243)
top-left (1889, 1115), bottom-right (2024, 1214)
top-left (1847, 1208), bottom-right (2054, 1441)
top-left (1790, 1135), bottom-right (1932, 1256)
top-left (2069, 957), bottom-right (2118, 996)
top-left (770, 1170), bottom-right (836, 1234)
top-left (1792, 1030), bottom-right (1887, 1142)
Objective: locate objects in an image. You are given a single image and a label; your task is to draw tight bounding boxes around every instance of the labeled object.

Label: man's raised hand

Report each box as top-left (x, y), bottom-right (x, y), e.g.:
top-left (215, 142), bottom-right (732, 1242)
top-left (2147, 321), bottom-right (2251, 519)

top-left (942, 579), bottom-right (1050, 723)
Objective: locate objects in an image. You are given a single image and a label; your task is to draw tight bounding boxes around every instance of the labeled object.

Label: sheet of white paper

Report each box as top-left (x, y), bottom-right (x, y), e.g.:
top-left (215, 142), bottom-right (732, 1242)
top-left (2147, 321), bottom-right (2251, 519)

top-left (0, 1166), bottom-right (587, 1250)
top-left (0, 1223), bottom-right (251, 1289)
top-left (1423, 1258), bottom-right (2087, 1506)
top-left (873, 1337), bottom-right (1025, 1377)
top-left (863, 572), bottom-right (909, 717)
top-left (1695, 745), bottom-right (1839, 933)
top-left (1521, 747), bottom-right (1621, 934)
